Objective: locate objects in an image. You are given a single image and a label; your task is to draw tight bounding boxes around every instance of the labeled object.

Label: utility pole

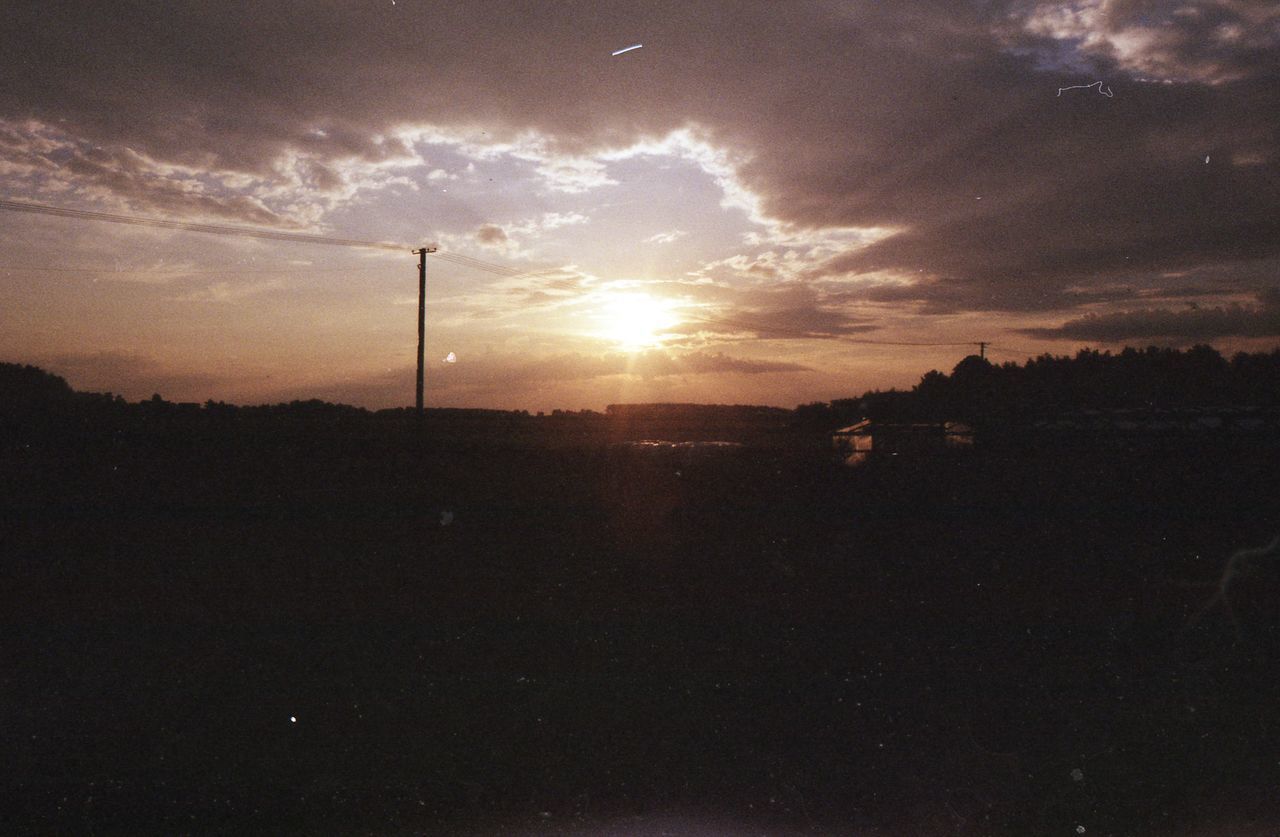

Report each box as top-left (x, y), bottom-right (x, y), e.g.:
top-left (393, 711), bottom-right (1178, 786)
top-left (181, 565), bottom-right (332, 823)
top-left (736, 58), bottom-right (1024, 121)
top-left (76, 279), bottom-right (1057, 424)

top-left (413, 246), bottom-right (438, 415)
top-left (976, 341), bottom-right (989, 360)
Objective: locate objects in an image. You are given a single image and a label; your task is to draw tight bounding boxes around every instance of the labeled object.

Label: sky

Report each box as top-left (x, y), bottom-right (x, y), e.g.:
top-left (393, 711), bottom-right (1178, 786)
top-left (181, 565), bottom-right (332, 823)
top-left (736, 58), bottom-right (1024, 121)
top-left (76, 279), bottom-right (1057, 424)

top-left (2, 0), bottom-right (1278, 411)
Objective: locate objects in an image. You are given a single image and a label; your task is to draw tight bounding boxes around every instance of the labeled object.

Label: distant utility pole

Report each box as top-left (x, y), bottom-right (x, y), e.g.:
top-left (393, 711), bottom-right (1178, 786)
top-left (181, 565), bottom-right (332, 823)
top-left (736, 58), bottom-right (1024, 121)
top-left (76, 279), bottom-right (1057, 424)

top-left (976, 341), bottom-right (990, 359)
top-left (413, 246), bottom-right (438, 415)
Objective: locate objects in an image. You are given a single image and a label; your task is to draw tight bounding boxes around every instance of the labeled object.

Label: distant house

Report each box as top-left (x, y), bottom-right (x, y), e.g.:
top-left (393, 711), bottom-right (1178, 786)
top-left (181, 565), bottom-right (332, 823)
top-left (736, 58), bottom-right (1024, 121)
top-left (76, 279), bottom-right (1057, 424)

top-left (832, 420), bottom-right (973, 465)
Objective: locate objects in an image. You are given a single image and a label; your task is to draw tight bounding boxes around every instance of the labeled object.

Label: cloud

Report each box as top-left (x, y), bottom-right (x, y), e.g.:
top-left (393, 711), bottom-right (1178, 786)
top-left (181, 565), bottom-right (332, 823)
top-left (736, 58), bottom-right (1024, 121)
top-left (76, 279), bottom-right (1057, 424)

top-left (462, 212), bottom-right (587, 255)
top-left (475, 224), bottom-right (509, 247)
top-left (677, 305), bottom-right (879, 341)
top-left (0, 120), bottom-right (293, 225)
top-left (1020, 288), bottom-right (1280, 341)
top-left (172, 278), bottom-right (290, 303)
top-left (1, 0), bottom-right (1277, 321)
top-left (671, 281), bottom-right (882, 340)
top-left (0, 118), bottom-right (421, 229)
top-left (533, 212), bottom-right (588, 231)
top-left (422, 348), bottom-right (808, 389)
top-left (645, 230), bottom-right (688, 244)
top-left (677, 351), bottom-right (810, 375)
top-left (437, 265), bottom-right (598, 323)
top-left (530, 154), bottom-right (617, 194)
top-left (1007, 0), bottom-right (1280, 84)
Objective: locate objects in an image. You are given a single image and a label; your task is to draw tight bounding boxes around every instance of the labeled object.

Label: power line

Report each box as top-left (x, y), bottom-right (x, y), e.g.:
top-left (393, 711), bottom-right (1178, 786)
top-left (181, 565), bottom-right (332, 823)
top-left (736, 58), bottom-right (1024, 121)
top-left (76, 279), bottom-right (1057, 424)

top-left (986, 344), bottom-right (1046, 358)
top-left (0, 198), bottom-right (562, 280)
top-left (431, 251), bottom-right (526, 275)
top-left (429, 250), bottom-right (565, 280)
top-left (0, 198), bottom-right (407, 251)
top-left (0, 263), bottom-right (394, 276)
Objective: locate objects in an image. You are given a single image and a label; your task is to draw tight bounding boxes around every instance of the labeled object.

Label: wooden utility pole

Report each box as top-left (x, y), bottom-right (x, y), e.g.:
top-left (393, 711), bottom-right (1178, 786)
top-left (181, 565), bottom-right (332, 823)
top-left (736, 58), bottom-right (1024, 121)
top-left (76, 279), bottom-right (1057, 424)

top-left (976, 341), bottom-right (989, 360)
top-left (413, 246), bottom-right (438, 415)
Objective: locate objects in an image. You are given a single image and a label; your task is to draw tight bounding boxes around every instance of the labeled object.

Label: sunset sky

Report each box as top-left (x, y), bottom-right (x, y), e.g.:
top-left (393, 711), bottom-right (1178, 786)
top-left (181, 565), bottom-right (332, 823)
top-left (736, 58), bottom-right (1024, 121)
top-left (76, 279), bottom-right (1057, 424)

top-left (2, 0), bottom-right (1278, 410)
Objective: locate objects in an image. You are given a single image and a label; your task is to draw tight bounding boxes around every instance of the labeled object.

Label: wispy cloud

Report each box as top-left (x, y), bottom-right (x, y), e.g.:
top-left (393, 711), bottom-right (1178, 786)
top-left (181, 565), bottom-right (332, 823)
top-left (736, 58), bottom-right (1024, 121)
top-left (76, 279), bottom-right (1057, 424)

top-left (1020, 288), bottom-right (1280, 342)
top-left (172, 278), bottom-right (291, 304)
top-left (645, 230), bottom-right (688, 245)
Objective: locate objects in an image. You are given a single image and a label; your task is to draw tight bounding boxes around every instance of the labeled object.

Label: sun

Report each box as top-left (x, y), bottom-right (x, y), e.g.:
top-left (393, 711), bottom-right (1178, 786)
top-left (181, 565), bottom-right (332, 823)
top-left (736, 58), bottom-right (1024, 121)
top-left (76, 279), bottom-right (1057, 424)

top-left (594, 292), bottom-right (679, 350)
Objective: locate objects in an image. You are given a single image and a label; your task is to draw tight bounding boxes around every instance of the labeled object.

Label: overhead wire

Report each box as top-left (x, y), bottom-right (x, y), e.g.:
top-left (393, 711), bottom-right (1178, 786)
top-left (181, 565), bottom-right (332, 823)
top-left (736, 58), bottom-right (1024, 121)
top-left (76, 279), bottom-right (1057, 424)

top-left (0, 197), bottom-right (570, 283)
top-left (0, 198), bottom-right (570, 280)
top-left (0, 263), bottom-right (396, 276)
top-left (986, 344), bottom-right (1048, 359)
top-left (0, 198), bottom-right (407, 251)
top-left (430, 251), bottom-right (526, 275)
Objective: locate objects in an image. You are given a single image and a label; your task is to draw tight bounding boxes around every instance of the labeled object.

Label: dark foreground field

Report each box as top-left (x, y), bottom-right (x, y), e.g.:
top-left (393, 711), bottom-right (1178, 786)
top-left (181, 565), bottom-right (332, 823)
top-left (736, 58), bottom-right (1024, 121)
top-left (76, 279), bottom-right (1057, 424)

top-left (3, 416), bottom-right (1280, 835)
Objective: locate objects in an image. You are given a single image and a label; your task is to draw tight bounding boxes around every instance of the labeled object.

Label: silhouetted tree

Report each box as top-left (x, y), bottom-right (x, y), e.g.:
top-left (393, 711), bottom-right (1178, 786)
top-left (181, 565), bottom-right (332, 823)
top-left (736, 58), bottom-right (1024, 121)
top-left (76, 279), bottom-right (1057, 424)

top-left (0, 363), bottom-right (73, 408)
top-left (807, 344), bottom-right (1280, 429)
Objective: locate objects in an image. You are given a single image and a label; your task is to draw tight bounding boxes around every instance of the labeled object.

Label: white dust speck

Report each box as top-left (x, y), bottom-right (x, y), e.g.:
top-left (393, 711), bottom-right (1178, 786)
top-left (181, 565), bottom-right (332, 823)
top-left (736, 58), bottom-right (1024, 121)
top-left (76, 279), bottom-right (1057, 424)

top-left (611, 44), bottom-right (644, 56)
top-left (290, 716), bottom-right (297, 723)
top-left (1205, 155), bottom-right (1210, 164)
top-left (1071, 768), bottom-right (1084, 781)
top-left (444, 352), bottom-right (457, 363)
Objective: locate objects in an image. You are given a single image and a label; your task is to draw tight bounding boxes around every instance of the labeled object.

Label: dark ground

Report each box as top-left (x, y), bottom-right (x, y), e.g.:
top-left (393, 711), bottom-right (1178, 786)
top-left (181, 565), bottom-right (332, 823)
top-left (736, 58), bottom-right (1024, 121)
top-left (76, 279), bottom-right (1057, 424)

top-left (3, 414), bottom-right (1279, 835)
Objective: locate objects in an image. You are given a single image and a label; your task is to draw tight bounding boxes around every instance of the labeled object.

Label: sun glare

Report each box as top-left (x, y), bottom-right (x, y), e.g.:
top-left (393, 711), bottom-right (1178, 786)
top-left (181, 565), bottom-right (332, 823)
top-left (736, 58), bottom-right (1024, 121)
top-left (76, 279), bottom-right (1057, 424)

top-left (595, 292), bottom-right (679, 350)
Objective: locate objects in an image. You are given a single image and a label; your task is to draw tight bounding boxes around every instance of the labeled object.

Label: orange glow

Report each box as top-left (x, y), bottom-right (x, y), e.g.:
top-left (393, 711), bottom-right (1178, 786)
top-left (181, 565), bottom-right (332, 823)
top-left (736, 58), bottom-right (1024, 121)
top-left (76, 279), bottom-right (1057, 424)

top-left (592, 292), bottom-right (679, 351)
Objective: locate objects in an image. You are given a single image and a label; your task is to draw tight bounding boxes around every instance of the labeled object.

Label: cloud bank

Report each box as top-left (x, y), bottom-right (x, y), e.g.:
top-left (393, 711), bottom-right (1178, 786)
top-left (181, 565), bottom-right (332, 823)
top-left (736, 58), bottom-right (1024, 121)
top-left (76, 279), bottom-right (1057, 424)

top-left (2, 0), bottom-right (1278, 408)
top-left (1, 1), bottom-right (1275, 315)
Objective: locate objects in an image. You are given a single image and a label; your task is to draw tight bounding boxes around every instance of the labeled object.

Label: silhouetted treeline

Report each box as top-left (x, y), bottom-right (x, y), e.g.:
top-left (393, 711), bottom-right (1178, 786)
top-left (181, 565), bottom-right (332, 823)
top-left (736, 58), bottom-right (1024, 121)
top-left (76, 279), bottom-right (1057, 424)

top-left (0, 364), bottom-right (549, 428)
top-left (0, 364), bottom-right (802, 451)
top-left (795, 345), bottom-right (1280, 429)
top-left (9, 345), bottom-right (1280, 443)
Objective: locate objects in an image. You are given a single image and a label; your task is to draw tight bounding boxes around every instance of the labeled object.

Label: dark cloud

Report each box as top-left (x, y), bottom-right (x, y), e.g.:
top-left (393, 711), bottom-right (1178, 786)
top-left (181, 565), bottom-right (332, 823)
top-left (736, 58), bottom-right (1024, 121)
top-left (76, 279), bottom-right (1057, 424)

top-left (677, 351), bottom-right (810, 375)
top-left (489, 268), bottom-right (595, 307)
top-left (0, 124), bottom-right (292, 223)
top-left (1, 0), bottom-right (1278, 316)
top-left (697, 306), bottom-right (879, 339)
top-left (824, 276), bottom-right (1143, 315)
top-left (667, 281), bottom-right (881, 339)
top-left (475, 224), bottom-right (509, 247)
top-left (1004, 0), bottom-right (1280, 85)
top-left (1020, 287), bottom-right (1280, 341)
top-left (491, 349), bottom-right (809, 383)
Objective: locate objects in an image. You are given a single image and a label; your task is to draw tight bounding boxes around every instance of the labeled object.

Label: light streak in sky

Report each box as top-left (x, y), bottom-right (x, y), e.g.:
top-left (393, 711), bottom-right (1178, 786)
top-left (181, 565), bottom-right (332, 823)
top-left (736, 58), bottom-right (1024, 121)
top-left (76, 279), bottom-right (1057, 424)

top-left (1057, 81), bottom-right (1113, 98)
top-left (611, 44), bottom-right (643, 56)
